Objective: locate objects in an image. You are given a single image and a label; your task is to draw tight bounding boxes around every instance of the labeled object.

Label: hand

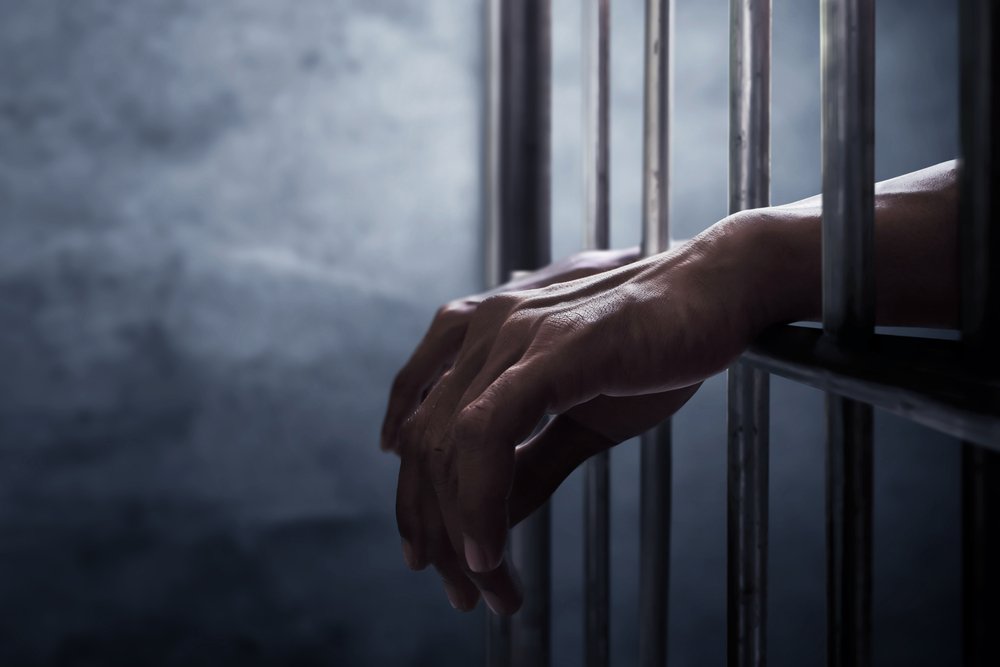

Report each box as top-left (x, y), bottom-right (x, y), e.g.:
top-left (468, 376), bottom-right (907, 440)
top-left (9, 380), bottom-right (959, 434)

top-left (381, 247), bottom-right (640, 454)
top-left (396, 214), bottom-right (786, 613)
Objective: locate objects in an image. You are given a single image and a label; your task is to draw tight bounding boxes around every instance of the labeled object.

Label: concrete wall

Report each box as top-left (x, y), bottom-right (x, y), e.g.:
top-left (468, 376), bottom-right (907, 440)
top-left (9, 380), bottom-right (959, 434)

top-left (0, 0), bottom-right (961, 665)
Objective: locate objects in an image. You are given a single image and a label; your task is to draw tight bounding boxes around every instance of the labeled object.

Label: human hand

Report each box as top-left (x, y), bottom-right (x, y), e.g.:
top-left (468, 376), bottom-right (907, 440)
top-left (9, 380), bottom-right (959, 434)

top-left (381, 247), bottom-right (639, 453)
top-left (396, 214), bottom-right (791, 613)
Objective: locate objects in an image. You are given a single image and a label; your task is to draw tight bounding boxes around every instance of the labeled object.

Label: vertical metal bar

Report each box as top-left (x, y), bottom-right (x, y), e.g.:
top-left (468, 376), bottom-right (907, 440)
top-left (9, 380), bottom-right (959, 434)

top-left (638, 1), bottom-right (672, 666)
top-left (505, 1), bottom-right (552, 666)
top-left (959, 0), bottom-right (1000, 665)
top-left (583, 2), bottom-right (611, 667)
top-left (962, 446), bottom-right (1000, 667)
top-left (484, 3), bottom-right (510, 663)
top-left (820, 0), bottom-right (875, 666)
top-left (726, 2), bottom-right (771, 667)
top-left (484, 0), bottom-right (504, 291)
top-left (484, 0), bottom-right (552, 665)
top-left (727, 365), bottom-right (770, 667)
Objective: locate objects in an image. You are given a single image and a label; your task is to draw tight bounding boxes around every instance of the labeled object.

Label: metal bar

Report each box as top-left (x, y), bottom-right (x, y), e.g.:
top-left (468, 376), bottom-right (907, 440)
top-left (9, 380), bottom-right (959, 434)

top-left (485, 0), bottom-right (553, 288)
top-left (821, 0), bottom-right (875, 345)
top-left (484, 0), bottom-right (552, 665)
top-left (820, 0), bottom-right (875, 664)
top-left (512, 511), bottom-right (552, 667)
top-left (584, 455), bottom-right (610, 667)
top-left (484, 3), bottom-right (510, 663)
top-left (727, 1), bottom-right (771, 666)
top-left (639, 426), bottom-right (672, 667)
top-left (584, 0), bottom-right (611, 252)
top-left (638, 1), bottom-right (672, 665)
top-left (959, 0), bottom-right (1000, 664)
top-left (583, 2), bottom-right (611, 666)
top-left (824, 394), bottom-right (873, 667)
top-left (962, 446), bottom-right (1000, 667)
top-left (743, 327), bottom-right (1000, 452)
top-left (728, 0), bottom-right (771, 217)
top-left (726, 364), bottom-right (770, 667)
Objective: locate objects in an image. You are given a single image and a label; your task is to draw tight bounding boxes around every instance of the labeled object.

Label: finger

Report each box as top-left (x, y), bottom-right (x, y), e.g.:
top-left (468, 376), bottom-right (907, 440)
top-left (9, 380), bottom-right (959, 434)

top-left (423, 489), bottom-right (481, 612)
top-left (381, 312), bottom-right (469, 452)
top-left (396, 418), bottom-right (430, 570)
top-left (415, 345), bottom-right (515, 557)
top-left (399, 351), bottom-right (491, 571)
top-left (423, 477), bottom-right (519, 615)
top-left (451, 361), bottom-right (552, 573)
top-left (465, 554), bottom-right (523, 615)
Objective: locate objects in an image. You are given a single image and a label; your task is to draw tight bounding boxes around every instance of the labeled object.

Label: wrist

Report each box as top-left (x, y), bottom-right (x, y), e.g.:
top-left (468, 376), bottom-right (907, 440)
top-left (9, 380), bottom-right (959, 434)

top-left (708, 208), bottom-right (822, 335)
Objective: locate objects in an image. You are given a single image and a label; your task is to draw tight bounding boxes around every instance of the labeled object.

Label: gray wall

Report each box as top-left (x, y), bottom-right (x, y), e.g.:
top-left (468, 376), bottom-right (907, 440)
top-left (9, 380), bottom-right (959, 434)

top-left (0, 0), bottom-right (960, 665)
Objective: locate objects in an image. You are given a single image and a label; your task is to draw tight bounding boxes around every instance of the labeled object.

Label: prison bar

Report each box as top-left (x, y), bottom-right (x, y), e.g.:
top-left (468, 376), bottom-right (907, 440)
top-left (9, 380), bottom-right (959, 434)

top-left (726, 1), bottom-right (771, 666)
top-left (638, 1), bottom-right (673, 666)
top-left (820, 0), bottom-right (876, 665)
top-left (958, 0), bottom-right (1000, 665)
top-left (482, 0), bottom-right (999, 664)
top-left (744, 328), bottom-right (1000, 451)
top-left (484, 0), bottom-right (552, 665)
top-left (582, 1), bottom-right (612, 666)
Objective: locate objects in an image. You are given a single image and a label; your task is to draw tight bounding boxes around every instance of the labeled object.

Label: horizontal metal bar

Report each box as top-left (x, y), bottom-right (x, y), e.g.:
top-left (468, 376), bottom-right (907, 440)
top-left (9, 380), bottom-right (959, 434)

top-left (743, 326), bottom-right (1000, 451)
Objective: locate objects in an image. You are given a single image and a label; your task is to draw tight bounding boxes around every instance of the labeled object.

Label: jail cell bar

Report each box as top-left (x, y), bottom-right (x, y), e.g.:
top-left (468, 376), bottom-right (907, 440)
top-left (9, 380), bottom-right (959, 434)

top-left (485, 0), bottom-right (999, 663)
top-left (638, 1), bottom-right (674, 666)
top-left (820, 1), bottom-right (876, 666)
top-left (959, 1), bottom-right (1000, 667)
top-left (484, 1), bottom-right (552, 666)
top-left (582, 1), bottom-right (612, 667)
top-left (726, 1), bottom-right (771, 667)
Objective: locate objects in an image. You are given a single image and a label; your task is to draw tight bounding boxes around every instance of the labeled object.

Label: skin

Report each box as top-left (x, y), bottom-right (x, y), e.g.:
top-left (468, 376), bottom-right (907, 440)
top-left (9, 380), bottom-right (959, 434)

top-left (383, 160), bottom-right (959, 614)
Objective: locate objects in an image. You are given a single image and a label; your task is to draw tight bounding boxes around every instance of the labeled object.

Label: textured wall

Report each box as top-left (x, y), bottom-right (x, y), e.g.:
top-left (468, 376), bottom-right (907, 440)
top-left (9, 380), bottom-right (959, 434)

top-left (0, 0), bottom-right (961, 665)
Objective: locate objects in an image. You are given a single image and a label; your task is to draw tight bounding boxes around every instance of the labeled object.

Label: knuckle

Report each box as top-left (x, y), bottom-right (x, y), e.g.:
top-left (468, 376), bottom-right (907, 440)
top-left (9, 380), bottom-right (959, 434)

top-left (422, 440), bottom-right (452, 485)
top-left (478, 293), bottom-right (519, 319)
top-left (453, 402), bottom-right (490, 446)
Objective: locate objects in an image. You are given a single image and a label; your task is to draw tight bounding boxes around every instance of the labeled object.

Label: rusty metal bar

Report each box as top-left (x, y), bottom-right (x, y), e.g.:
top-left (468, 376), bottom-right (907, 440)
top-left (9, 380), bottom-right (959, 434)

top-left (727, 1), bottom-right (771, 665)
top-left (638, 1), bottom-right (673, 665)
top-left (582, 1), bottom-right (612, 666)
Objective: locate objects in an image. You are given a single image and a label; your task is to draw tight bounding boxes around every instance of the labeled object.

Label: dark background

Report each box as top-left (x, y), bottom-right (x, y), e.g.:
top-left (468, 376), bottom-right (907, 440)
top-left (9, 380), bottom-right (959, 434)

top-left (0, 0), bottom-right (960, 665)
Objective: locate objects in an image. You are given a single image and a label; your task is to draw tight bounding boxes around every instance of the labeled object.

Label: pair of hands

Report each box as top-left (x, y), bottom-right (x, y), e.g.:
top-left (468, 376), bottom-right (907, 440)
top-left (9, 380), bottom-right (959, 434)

top-left (381, 215), bottom-right (781, 614)
top-left (378, 159), bottom-right (959, 615)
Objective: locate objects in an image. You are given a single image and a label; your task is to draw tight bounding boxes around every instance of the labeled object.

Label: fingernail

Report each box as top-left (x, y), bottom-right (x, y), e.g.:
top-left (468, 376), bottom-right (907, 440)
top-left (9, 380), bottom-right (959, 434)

top-left (443, 582), bottom-right (463, 610)
top-left (401, 538), bottom-right (417, 570)
top-left (482, 591), bottom-right (504, 615)
top-left (463, 534), bottom-right (491, 573)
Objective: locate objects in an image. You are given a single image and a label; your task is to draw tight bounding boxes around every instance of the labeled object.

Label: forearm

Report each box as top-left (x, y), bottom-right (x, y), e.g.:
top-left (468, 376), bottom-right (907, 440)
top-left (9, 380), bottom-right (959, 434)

top-left (718, 160), bottom-right (959, 333)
